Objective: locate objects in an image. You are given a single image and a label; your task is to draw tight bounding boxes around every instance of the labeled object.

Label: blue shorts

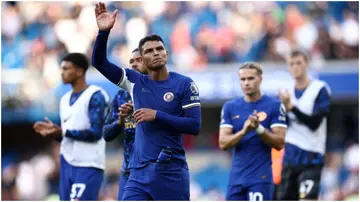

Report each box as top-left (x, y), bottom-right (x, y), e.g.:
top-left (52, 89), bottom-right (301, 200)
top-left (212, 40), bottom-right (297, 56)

top-left (122, 160), bottom-right (190, 200)
top-left (226, 183), bottom-right (274, 201)
top-left (59, 155), bottom-right (104, 201)
top-left (117, 170), bottom-right (130, 200)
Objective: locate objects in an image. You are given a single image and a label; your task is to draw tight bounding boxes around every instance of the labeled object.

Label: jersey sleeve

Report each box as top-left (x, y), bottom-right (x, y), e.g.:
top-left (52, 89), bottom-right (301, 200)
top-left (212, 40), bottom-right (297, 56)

top-left (117, 68), bottom-right (141, 93)
top-left (92, 30), bottom-right (126, 85)
top-left (181, 78), bottom-right (201, 110)
top-left (220, 102), bottom-right (233, 129)
top-left (313, 85), bottom-right (331, 114)
top-left (103, 90), bottom-right (132, 141)
top-left (105, 91), bottom-right (121, 125)
top-left (270, 102), bottom-right (287, 129)
top-left (102, 94), bottom-right (121, 141)
top-left (104, 90), bottom-right (130, 126)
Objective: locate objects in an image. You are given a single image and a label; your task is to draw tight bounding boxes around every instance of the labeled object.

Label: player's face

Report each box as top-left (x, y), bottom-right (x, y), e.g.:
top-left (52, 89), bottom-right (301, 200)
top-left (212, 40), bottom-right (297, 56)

top-left (60, 61), bottom-right (83, 84)
top-left (141, 41), bottom-right (168, 71)
top-left (129, 51), bottom-right (147, 74)
top-left (288, 55), bottom-right (308, 79)
top-left (239, 69), bottom-right (262, 96)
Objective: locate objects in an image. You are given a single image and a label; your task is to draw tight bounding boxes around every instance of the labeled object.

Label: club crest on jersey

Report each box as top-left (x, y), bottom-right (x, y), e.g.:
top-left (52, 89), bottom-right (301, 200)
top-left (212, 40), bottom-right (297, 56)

top-left (256, 111), bottom-right (267, 122)
top-left (163, 92), bottom-right (174, 102)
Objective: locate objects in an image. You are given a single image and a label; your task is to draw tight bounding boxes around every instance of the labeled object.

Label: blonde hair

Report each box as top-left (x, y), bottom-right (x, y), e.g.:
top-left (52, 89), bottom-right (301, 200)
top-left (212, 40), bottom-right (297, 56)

top-left (239, 62), bottom-right (263, 76)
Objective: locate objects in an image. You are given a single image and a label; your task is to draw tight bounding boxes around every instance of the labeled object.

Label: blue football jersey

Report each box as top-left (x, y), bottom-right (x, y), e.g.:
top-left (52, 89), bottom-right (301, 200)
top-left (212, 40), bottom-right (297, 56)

top-left (220, 95), bottom-right (287, 186)
top-left (118, 69), bottom-right (201, 168)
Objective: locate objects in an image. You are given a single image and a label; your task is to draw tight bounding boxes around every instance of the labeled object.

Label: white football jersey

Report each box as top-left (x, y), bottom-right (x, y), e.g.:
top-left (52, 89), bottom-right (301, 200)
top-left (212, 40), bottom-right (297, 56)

top-left (285, 79), bottom-right (330, 155)
top-left (59, 85), bottom-right (109, 169)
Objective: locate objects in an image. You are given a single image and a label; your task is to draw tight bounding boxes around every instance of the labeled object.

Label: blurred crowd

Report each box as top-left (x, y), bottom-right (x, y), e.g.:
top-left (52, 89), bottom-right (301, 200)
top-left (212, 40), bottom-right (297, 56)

top-left (2, 1), bottom-right (359, 71)
top-left (1, 1), bottom-right (359, 117)
top-left (320, 144), bottom-right (359, 201)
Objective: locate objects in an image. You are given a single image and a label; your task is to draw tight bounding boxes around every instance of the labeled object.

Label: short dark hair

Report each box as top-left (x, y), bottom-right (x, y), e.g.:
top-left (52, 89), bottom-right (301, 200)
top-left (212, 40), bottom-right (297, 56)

top-left (138, 34), bottom-right (165, 54)
top-left (239, 62), bottom-right (263, 76)
top-left (132, 48), bottom-right (139, 53)
top-left (290, 49), bottom-right (309, 63)
top-left (62, 53), bottom-right (89, 71)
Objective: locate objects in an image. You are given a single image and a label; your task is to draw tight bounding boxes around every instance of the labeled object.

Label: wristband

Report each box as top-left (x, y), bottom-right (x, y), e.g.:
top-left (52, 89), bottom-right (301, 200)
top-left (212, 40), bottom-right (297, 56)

top-left (255, 124), bottom-right (265, 135)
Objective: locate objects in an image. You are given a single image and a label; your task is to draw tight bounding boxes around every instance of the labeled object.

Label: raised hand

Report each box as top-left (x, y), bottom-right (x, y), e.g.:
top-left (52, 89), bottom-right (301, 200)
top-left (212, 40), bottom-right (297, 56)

top-left (94, 2), bottom-right (118, 31)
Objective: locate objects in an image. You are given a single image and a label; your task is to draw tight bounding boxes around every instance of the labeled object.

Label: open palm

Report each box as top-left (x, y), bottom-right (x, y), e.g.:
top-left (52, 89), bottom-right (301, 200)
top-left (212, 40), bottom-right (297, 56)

top-left (39, 125), bottom-right (58, 136)
top-left (95, 2), bottom-right (118, 31)
top-left (33, 117), bottom-right (61, 137)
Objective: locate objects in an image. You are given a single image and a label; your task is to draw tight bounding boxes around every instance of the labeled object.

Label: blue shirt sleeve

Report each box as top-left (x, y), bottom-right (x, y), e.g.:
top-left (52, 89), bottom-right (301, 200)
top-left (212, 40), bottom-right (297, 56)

top-left (155, 107), bottom-right (201, 135)
top-left (65, 91), bottom-right (107, 142)
top-left (220, 101), bottom-right (233, 129)
top-left (91, 30), bottom-right (124, 85)
top-left (313, 85), bottom-right (331, 114)
top-left (270, 101), bottom-right (287, 129)
top-left (92, 30), bottom-right (141, 92)
top-left (124, 68), bottom-right (141, 84)
top-left (103, 90), bottom-right (132, 141)
top-left (181, 78), bottom-right (201, 110)
top-left (102, 91), bottom-right (121, 141)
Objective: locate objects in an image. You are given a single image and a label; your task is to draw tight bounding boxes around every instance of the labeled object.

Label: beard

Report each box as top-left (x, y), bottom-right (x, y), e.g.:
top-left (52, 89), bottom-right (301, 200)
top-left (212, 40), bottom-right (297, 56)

top-left (147, 61), bottom-right (166, 71)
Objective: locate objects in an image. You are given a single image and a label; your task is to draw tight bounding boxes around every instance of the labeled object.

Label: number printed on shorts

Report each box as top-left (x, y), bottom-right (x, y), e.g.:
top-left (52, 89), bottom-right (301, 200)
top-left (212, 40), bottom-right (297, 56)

top-left (249, 192), bottom-right (263, 201)
top-left (70, 183), bottom-right (86, 199)
top-left (299, 180), bottom-right (314, 198)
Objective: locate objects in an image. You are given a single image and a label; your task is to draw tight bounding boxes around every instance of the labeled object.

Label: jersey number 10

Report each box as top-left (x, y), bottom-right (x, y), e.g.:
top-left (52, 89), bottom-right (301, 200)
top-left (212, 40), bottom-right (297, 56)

top-left (249, 192), bottom-right (263, 201)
